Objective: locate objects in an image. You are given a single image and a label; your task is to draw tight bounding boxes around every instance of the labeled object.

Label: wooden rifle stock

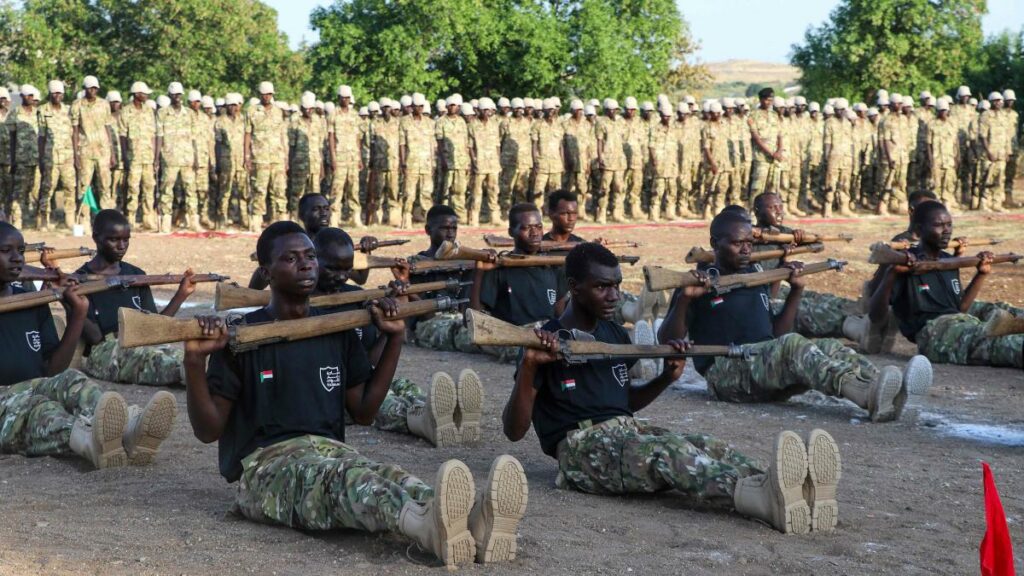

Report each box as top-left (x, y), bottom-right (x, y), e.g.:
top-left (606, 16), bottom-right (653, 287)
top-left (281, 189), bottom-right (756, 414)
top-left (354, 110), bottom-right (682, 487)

top-left (248, 239), bottom-right (411, 261)
top-left (436, 241), bottom-right (639, 267)
top-left (644, 259), bottom-right (847, 293)
top-left (466, 309), bottom-right (747, 363)
top-left (869, 243), bottom-right (1021, 271)
top-left (118, 295), bottom-right (463, 350)
top-left (25, 242), bottom-right (46, 251)
top-left (17, 265), bottom-right (103, 283)
top-left (885, 238), bottom-right (1002, 251)
top-left (408, 258), bottom-right (478, 274)
top-left (983, 310), bottom-right (1024, 337)
top-left (482, 234), bottom-right (640, 251)
top-left (351, 252), bottom-right (402, 270)
top-left (753, 229), bottom-right (853, 245)
top-left (0, 273), bottom-right (227, 313)
top-left (23, 247), bottom-right (95, 264)
top-left (685, 243), bottom-right (825, 264)
top-left (214, 278), bottom-right (470, 310)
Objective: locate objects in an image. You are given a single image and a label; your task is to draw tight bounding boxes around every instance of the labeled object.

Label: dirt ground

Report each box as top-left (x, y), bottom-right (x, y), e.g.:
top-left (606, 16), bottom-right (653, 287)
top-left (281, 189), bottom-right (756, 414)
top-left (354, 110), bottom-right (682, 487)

top-left (2, 209), bottom-right (1023, 575)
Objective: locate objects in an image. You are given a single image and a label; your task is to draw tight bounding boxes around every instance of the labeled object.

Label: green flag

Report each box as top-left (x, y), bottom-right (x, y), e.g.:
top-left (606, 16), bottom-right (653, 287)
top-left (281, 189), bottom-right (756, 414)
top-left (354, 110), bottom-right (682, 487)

top-left (83, 186), bottom-right (99, 212)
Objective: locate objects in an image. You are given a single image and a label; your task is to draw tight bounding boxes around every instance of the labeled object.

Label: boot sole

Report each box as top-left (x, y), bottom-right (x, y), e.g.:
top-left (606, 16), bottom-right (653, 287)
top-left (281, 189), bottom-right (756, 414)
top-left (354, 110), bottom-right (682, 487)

top-left (806, 429), bottom-right (842, 532)
top-left (476, 455), bottom-right (529, 563)
top-left (435, 460), bottom-right (476, 569)
top-left (903, 355), bottom-right (933, 396)
top-left (455, 369), bottom-right (483, 444)
top-left (93, 392), bottom-right (129, 469)
top-left (870, 366), bottom-right (905, 423)
top-left (429, 372), bottom-right (459, 448)
top-left (772, 431), bottom-right (811, 535)
top-left (129, 391), bottom-right (178, 466)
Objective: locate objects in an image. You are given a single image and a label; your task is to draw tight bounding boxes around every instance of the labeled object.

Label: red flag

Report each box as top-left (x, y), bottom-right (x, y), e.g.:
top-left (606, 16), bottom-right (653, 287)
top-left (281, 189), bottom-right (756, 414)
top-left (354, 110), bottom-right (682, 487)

top-left (981, 462), bottom-right (1017, 576)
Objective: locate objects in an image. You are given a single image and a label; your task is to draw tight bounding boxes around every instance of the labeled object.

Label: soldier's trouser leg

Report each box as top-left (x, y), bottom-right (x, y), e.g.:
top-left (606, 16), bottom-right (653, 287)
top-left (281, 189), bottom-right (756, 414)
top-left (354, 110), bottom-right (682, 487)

top-left (649, 177), bottom-right (665, 220)
top-left (177, 166), bottom-right (198, 217)
top-left (531, 171), bottom-right (561, 212)
top-left (372, 378), bottom-right (427, 433)
top-left (444, 169), bottom-right (468, 223)
top-left (704, 170), bottom-right (731, 218)
top-left (216, 170), bottom-right (233, 223)
top-left (966, 300), bottom-right (1024, 320)
top-left (623, 168), bottom-right (643, 219)
top-left (916, 313), bottom-right (1022, 368)
top-left (555, 416), bottom-right (761, 508)
top-left (775, 287), bottom-right (858, 337)
top-left (498, 165), bottom-right (516, 211)
top-left (194, 167), bottom-right (210, 221)
top-left (512, 168), bottom-right (531, 206)
top-left (235, 435), bottom-right (434, 532)
top-left (79, 157), bottom-right (112, 209)
top-left (401, 172), bottom-right (432, 227)
top-left (83, 334), bottom-right (184, 386)
top-left (126, 163), bottom-right (156, 225)
top-left (371, 170), bottom-right (396, 225)
top-left (110, 168), bottom-right (125, 212)
top-left (704, 333), bottom-right (879, 403)
top-left (479, 172), bottom-right (500, 224)
top-left (329, 166), bottom-right (360, 226)
top-left (748, 161), bottom-right (771, 197)
top-left (158, 165), bottom-right (180, 216)
top-left (598, 169), bottom-right (624, 223)
top-left (265, 164), bottom-right (287, 220)
top-left (467, 171), bottom-right (483, 225)
top-left (981, 160), bottom-right (1007, 209)
top-left (0, 166), bottom-right (10, 218)
top-left (287, 168), bottom-right (309, 215)
top-left (1005, 154), bottom-right (1018, 203)
top-left (934, 167), bottom-right (958, 208)
top-left (234, 169), bottom-right (252, 227)
top-left (250, 165), bottom-right (273, 223)
top-left (10, 165), bottom-right (38, 228)
top-left (38, 163), bottom-right (67, 225)
top-left (0, 369), bottom-right (101, 456)
top-left (891, 160), bottom-right (908, 211)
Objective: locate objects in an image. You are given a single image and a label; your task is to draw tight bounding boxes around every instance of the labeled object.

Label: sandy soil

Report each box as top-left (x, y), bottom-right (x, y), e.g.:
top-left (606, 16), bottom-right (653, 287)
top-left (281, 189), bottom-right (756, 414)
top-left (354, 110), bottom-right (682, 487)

top-left (2, 210), bottom-right (1023, 575)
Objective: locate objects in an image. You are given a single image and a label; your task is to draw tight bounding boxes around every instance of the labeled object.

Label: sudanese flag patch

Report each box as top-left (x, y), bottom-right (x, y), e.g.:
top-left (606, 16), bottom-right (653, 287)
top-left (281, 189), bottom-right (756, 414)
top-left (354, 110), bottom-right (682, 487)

top-left (560, 379), bottom-right (576, 391)
top-left (710, 296), bottom-right (725, 307)
top-left (259, 370), bottom-right (274, 383)
top-left (917, 284), bottom-right (930, 293)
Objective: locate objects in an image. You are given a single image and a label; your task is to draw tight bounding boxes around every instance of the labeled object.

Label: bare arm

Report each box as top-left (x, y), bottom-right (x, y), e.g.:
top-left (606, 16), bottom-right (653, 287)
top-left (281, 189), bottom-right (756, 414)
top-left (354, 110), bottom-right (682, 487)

top-left (183, 317), bottom-right (235, 443)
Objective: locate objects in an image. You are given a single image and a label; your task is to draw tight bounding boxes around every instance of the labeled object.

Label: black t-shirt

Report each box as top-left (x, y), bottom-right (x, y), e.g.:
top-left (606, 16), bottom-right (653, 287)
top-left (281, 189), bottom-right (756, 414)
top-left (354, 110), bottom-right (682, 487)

top-left (75, 261), bottom-right (157, 337)
top-left (316, 283), bottom-right (379, 354)
top-left (408, 249), bottom-right (473, 300)
top-left (206, 307), bottom-right (374, 482)
top-left (9, 279), bottom-right (38, 293)
top-left (683, 269), bottom-right (775, 375)
top-left (752, 224), bottom-right (793, 271)
top-left (541, 231), bottom-right (586, 244)
top-left (542, 232), bottom-right (585, 296)
top-left (523, 318), bottom-right (637, 457)
top-left (480, 265), bottom-right (559, 326)
top-left (890, 246), bottom-right (962, 341)
top-left (0, 286), bottom-right (60, 386)
top-left (891, 230), bottom-right (915, 243)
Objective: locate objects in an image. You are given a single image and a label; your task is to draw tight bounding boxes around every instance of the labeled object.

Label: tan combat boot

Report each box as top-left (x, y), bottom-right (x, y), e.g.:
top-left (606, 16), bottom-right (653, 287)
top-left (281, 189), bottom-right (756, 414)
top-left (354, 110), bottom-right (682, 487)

top-left (902, 354), bottom-right (933, 396)
top-left (803, 429), bottom-right (841, 532)
top-left (69, 392), bottom-right (129, 469)
top-left (189, 214), bottom-right (204, 232)
top-left (158, 215), bottom-right (172, 233)
top-left (839, 365), bottom-right (906, 422)
top-left (399, 460), bottom-right (476, 570)
top-left (37, 211), bottom-right (50, 231)
top-left (407, 372), bottom-right (459, 447)
top-left (470, 455), bottom-right (529, 564)
top-left (123, 391), bottom-right (178, 465)
top-left (733, 430), bottom-right (810, 534)
top-left (455, 369), bottom-right (484, 443)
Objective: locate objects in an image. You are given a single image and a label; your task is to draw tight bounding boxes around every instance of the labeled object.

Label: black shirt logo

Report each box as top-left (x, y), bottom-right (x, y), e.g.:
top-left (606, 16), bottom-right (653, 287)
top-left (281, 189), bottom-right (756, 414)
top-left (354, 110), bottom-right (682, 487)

top-left (546, 289), bottom-right (557, 305)
top-left (319, 366), bottom-right (342, 392)
top-left (612, 363), bottom-right (629, 387)
top-left (131, 295), bottom-right (143, 310)
top-left (760, 293), bottom-right (770, 310)
top-left (25, 331), bottom-right (41, 352)
top-left (951, 279), bottom-right (961, 295)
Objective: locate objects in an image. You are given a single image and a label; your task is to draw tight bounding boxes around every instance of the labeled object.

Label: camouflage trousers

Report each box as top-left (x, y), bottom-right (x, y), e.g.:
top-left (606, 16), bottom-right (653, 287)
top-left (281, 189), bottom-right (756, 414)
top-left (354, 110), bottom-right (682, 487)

top-left (556, 416), bottom-right (761, 509)
top-left (705, 334), bottom-right (878, 403)
top-left (330, 165), bottom-right (361, 226)
top-left (235, 434), bottom-right (433, 532)
top-left (916, 313), bottom-right (1022, 369)
top-left (372, 378), bottom-right (425, 434)
top-left (83, 335), bottom-right (183, 386)
top-left (773, 285), bottom-right (859, 338)
top-left (252, 163), bottom-right (287, 220)
top-left (9, 164), bottom-right (39, 227)
top-left (967, 300), bottom-right (1024, 320)
top-left (500, 165), bottom-right (531, 207)
top-left (414, 312), bottom-right (479, 354)
top-left (0, 369), bottom-right (100, 456)
top-left (159, 164), bottom-right (196, 215)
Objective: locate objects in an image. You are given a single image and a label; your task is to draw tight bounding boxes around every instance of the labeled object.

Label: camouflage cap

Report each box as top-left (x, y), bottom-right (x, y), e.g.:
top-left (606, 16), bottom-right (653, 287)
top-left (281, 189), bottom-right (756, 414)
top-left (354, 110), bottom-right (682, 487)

top-left (588, 98), bottom-right (600, 108)
top-left (167, 82), bottom-right (184, 95)
top-left (822, 104), bottom-right (834, 115)
top-left (708, 101), bottom-right (722, 114)
top-left (795, 96), bottom-right (807, 106)
top-left (478, 97), bottom-right (495, 110)
top-left (446, 93), bottom-right (463, 107)
top-left (641, 101), bottom-right (654, 112)
top-left (722, 97), bottom-right (735, 108)
top-left (925, 96), bottom-right (935, 107)
top-left (676, 101), bottom-right (688, 113)
top-left (658, 103), bottom-right (672, 116)
top-left (969, 97), bottom-right (978, 106)
top-left (867, 106), bottom-right (879, 116)
top-left (919, 90), bottom-right (932, 100)
top-left (412, 92), bottom-right (426, 106)
top-left (773, 96), bottom-right (786, 108)
top-left (368, 101), bottom-right (380, 113)
top-left (979, 100), bottom-right (990, 110)
top-left (542, 97), bottom-right (557, 110)
top-left (604, 98), bottom-right (619, 110)
top-left (202, 95), bottom-right (215, 109)
top-left (324, 101), bottom-right (335, 114)
top-left (215, 97), bottom-right (225, 107)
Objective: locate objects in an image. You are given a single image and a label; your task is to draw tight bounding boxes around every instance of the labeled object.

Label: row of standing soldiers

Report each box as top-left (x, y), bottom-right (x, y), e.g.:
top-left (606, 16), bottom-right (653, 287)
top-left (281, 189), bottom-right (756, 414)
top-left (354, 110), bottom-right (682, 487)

top-left (1, 79), bottom-right (1019, 232)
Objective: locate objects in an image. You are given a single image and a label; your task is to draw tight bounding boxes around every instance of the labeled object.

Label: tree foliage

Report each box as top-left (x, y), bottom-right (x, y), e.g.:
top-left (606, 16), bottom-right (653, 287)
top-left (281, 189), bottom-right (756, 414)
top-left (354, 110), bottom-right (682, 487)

top-left (306, 0), bottom-right (709, 102)
top-left (0, 0), bottom-right (307, 99)
top-left (963, 28), bottom-right (1024, 103)
top-left (790, 0), bottom-right (986, 102)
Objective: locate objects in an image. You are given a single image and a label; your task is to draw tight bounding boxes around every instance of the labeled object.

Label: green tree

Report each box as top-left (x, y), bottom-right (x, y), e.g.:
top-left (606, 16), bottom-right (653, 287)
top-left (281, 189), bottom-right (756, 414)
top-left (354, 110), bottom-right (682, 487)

top-left (963, 28), bottom-right (1023, 101)
top-left (0, 0), bottom-right (306, 100)
top-left (790, 0), bottom-right (986, 102)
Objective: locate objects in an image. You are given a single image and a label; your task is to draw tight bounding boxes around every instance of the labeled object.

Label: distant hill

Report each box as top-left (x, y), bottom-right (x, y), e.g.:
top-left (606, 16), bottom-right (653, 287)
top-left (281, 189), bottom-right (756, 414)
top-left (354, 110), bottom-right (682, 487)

top-left (706, 59), bottom-right (800, 86)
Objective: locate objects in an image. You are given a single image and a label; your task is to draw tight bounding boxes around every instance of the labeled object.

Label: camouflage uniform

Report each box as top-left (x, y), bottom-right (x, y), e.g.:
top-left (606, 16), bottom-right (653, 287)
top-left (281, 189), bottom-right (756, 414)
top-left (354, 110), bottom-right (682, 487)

top-left (156, 105), bottom-right (197, 220)
top-left (0, 108), bottom-right (10, 217)
top-left (414, 311), bottom-right (478, 354)
top-left (499, 116), bottom-right (533, 208)
top-left (804, 115), bottom-right (824, 208)
top-left (726, 115), bottom-right (748, 207)
top-left (878, 112), bottom-right (909, 212)
top-left (555, 416), bottom-right (761, 509)
top-left (234, 434), bottom-right (434, 533)
top-left (287, 113), bottom-right (326, 212)
top-left (977, 110), bottom-right (1010, 210)
top-left (705, 334), bottom-right (878, 403)
top-left (850, 117), bottom-right (872, 208)
top-left (70, 98), bottom-right (114, 211)
top-left (648, 120), bottom-right (681, 220)
top-left (916, 314), bottom-right (1022, 368)
top-left (328, 108), bottom-right (362, 226)
top-left (6, 107), bottom-right (41, 228)
top-left (1002, 107), bottom-right (1019, 203)
top-left (823, 115), bottom-right (854, 215)
top-left (214, 113), bottom-right (248, 226)
top-left (119, 102), bottom-right (158, 227)
top-left (561, 116), bottom-right (593, 215)
top-left (928, 117), bottom-right (961, 208)
top-left (701, 120), bottom-right (732, 218)
top-left (400, 116), bottom-right (435, 226)
top-left (110, 110), bottom-right (125, 211)
top-left (747, 108), bottom-right (781, 196)
top-left (773, 284), bottom-right (859, 338)
top-left (622, 117), bottom-right (646, 218)
top-left (678, 117), bottom-right (701, 216)
top-left (530, 118), bottom-right (564, 210)
top-left (247, 104), bottom-right (289, 221)
top-left (370, 116), bottom-right (401, 224)
top-left (372, 377), bottom-right (426, 433)
top-left (192, 109), bottom-right (216, 223)
top-left (595, 116), bottom-right (626, 223)
top-left (468, 118), bottom-right (501, 225)
top-left (39, 102), bottom-right (75, 228)
top-left (0, 369), bottom-right (100, 456)
top-left (436, 115), bottom-right (470, 220)
top-left (952, 103), bottom-right (976, 206)
top-left (83, 334), bottom-right (183, 386)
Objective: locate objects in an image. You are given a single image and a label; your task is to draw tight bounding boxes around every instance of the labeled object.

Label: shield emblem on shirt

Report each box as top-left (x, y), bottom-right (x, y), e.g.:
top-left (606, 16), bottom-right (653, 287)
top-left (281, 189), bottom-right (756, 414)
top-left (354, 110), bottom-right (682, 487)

top-left (547, 289), bottom-right (557, 305)
top-left (355, 327), bottom-right (363, 341)
top-left (761, 293), bottom-right (770, 310)
top-left (612, 363), bottom-right (629, 387)
top-left (320, 366), bottom-right (342, 392)
top-left (951, 279), bottom-right (961, 295)
top-left (131, 295), bottom-right (143, 310)
top-left (25, 331), bottom-right (41, 352)
top-left (753, 263), bottom-right (764, 273)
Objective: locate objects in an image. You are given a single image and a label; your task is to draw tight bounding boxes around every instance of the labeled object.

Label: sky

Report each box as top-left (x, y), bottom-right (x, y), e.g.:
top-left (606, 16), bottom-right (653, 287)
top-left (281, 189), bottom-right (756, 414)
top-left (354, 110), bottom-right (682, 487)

top-left (269, 0), bottom-right (1024, 63)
